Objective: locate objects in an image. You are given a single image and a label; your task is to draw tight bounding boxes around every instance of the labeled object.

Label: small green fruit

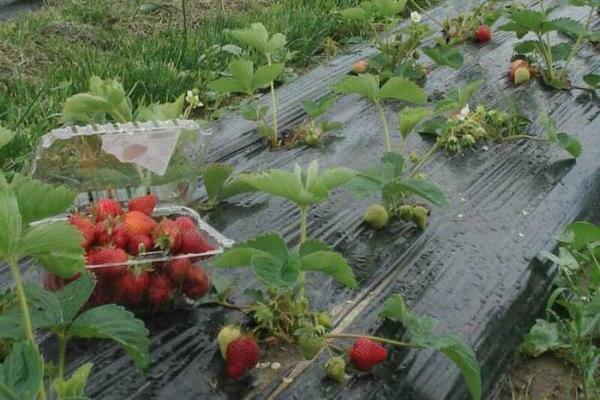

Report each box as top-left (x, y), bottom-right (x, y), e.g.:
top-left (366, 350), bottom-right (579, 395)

top-left (514, 66), bottom-right (531, 85)
top-left (412, 206), bottom-right (429, 230)
top-left (325, 356), bottom-right (346, 383)
top-left (217, 325), bottom-right (241, 359)
top-left (398, 204), bottom-right (414, 222)
top-left (299, 334), bottom-right (325, 360)
top-left (364, 205), bottom-right (389, 230)
top-left (316, 312), bottom-right (333, 329)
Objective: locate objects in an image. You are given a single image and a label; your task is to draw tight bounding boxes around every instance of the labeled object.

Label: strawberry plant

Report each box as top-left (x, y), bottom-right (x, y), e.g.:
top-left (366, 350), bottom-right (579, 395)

top-left (522, 222), bottom-right (600, 399)
top-left (348, 152), bottom-right (449, 230)
top-left (227, 23), bottom-right (288, 146)
top-left (339, 0), bottom-right (409, 33)
top-left (321, 293), bottom-right (481, 400)
top-left (500, 0), bottom-right (598, 89)
top-left (439, 0), bottom-right (506, 45)
top-left (208, 59), bottom-right (285, 145)
top-left (333, 73), bottom-right (427, 152)
top-left (291, 96), bottom-right (343, 146)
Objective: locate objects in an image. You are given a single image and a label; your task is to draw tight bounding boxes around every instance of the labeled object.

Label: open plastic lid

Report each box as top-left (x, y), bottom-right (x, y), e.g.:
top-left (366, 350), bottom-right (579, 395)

top-left (31, 120), bottom-right (212, 205)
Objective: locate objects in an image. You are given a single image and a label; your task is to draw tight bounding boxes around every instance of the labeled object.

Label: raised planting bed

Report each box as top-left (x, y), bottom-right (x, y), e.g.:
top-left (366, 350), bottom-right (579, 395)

top-left (1, 0), bottom-right (599, 398)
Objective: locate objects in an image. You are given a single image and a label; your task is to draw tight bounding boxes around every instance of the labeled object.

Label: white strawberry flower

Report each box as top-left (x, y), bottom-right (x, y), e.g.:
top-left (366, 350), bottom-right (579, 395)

top-left (410, 12), bottom-right (422, 23)
top-left (186, 90), bottom-right (203, 108)
top-left (458, 104), bottom-right (470, 121)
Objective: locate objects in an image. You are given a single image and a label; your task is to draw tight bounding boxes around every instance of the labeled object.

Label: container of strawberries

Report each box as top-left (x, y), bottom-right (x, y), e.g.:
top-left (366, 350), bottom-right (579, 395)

top-left (40, 194), bottom-right (234, 312)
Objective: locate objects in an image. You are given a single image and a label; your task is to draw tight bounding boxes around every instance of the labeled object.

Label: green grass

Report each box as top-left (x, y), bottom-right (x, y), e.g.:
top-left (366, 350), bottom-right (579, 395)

top-left (0, 0), bottom-right (365, 170)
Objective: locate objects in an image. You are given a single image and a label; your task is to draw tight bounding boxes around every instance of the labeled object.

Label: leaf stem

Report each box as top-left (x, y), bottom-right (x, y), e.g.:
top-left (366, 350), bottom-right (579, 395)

top-left (327, 332), bottom-right (426, 349)
top-left (266, 54), bottom-right (279, 145)
top-left (298, 206), bottom-right (308, 299)
top-left (375, 101), bottom-right (393, 152)
top-left (557, 6), bottom-right (595, 82)
top-left (57, 333), bottom-right (67, 380)
top-left (410, 140), bottom-right (441, 177)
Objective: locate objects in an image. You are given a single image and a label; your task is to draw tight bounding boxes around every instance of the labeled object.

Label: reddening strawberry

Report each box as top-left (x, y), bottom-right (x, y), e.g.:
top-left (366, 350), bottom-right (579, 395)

top-left (226, 335), bottom-right (260, 380)
top-left (128, 194), bottom-right (158, 216)
top-left (349, 337), bottom-right (388, 371)
top-left (182, 265), bottom-right (210, 299)
top-left (126, 234), bottom-right (154, 256)
top-left (117, 270), bottom-right (150, 306)
top-left (178, 229), bottom-right (214, 255)
top-left (124, 211), bottom-right (157, 237)
top-left (69, 214), bottom-right (95, 249)
top-left (174, 216), bottom-right (196, 231)
top-left (110, 223), bottom-right (129, 249)
top-left (351, 59), bottom-right (369, 74)
top-left (92, 199), bottom-right (122, 222)
top-left (510, 59), bottom-right (529, 81)
top-left (474, 25), bottom-right (491, 43)
top-left (153, 218), bottom-right (182, 252)
top-left (86, 247), bottom-right (128, 277)
top-left (146, 274), bottom-right (173, 309)
top-left (164, 258), bottom-right (193, 285)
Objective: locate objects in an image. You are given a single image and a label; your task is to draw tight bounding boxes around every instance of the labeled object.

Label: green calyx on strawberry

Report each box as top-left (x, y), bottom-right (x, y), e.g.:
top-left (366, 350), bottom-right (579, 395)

top-left (92, 199), bottom-right (122, 223)
top-left (349, 337), bottom-right (388, 371)
top-left (325, 356), bottom-right (346, 383)
top-left (153, 218), bottom-right (182, 252)
top-left (128, 194), bottom-right (158, 216)
top-left (226, 335), bottom-right (260, 380)
top-left (217, 325), bottom-right (242, 359)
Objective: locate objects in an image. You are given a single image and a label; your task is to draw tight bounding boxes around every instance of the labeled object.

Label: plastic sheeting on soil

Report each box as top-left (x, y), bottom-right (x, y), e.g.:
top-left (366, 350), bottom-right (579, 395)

top-left (1, 0), bottom-right (598, 398)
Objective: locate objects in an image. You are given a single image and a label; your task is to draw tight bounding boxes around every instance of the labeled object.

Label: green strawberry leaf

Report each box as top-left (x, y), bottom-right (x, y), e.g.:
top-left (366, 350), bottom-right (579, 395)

top-left (55, 272), bottom-right (96, 322)
top-left (550, 43), bottom-right (572, 62)
top-left (583, 73), bottom-right (600, 89)
top-left (212, 233), bottom-right (288, 268)
top-left (346, 176), bottom-right (383, 198)
top-left (252, 252), bottom-right (299, 289)
top-left (300, 251), bottom-right (357, 288)
top-left (548, 17), bottom-right (586, 37)
top-left (378, 77), bottom-right (427, 104)
top-left (381, 295), bottom-right (481, 400)
top-left (520, 320), bottom-right (566, 357)
top-left (317, 167), bottom-right (357, 192)
top-left (0, 191), bottom-right (22, 258)
top-left (399, 107), bottom-right (430, 139)
top-left (333, 74), bottom-right (380, 102)
top-left (300, 96), bottom-right (337, 119)
top-left (0, 342), bottom-right (44, 400)
top-left (68, 304), bottom-right (150, 373)
top-left (298, 239), bottom-right (332, 258)
top-left (252, 64), bottom-right (284, 90)
top-left (10, 175), bottom-right (76, 225)
top-left (556, 133), bottom-right (582, 159)
top-left (564, 222), bottom-right (600, 250)
top-left (17, 221), bottom-right (85, 279)
top-left (51, 362), bottom-right (93, 400)
top-left (422, 46), bottom-right (464, 69)
top-left (135, 94), bottom-right (184, 122)
top-left (201, 163), bottom-right (235, 201)
top-left (383, 177), bottom-right (449, 207)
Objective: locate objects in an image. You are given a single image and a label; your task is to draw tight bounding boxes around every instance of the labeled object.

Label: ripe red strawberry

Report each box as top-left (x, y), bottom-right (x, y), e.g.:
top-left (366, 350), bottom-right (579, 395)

top-left (110, 223), bottom-right (128, 249)
top-left (182, 265), bottom-right (210, 299)
top-left (86, 247), bottom-right (128, 277)
top-left (69, 214), bottom-right (95, 249)
top-left (126, 234), bottom-right (154, 256)
top-left (43, 273), bottom-right (63, 291)
top-left (94, 222), bottom-right (111, 246)
top-left (92, 199), bottom-right (122, 222)
top-left (128, 194), bottom-right (157, 216)
top-left (146, 274), bottom-right (173, 309)
top-left (164, 258), bottom-right (193, 285)
top-left (226, 335), bottom-right (260, 380)
top-left (124, 211), bottom-right (157, 237)
top-left (178, 229), bottom-right (214, 255)
top-left (349, 337), bottom-right (388, 371)
top-left (88, 278), bottom-right (114, 305)
top-left (117, 270), bottom-right (150, 306)
top-left (474, 25), bottom-right (491, 43)
top-left (174, 216), bottom-right (196, 231)
top-left (153, 218), bottom-right (182, 252)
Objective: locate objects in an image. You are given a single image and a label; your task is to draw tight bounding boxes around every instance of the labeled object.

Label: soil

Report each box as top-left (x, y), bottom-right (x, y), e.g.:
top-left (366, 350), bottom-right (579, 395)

top-left (497, 353), bottom-right (580, 400)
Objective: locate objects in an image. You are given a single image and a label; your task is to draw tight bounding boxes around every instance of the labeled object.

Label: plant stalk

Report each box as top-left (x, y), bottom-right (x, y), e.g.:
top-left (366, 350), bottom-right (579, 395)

top-left (327, 332), bottom-right (426, 349)
top-left (266, 54), bottom-right (279, 145)
top-left (410, 140), bottom-right (441, 177)
top-left (557, 6), bottom-right (595, 82)
top-left (298, 206), bottom-right (308, 298)
top-left (57, 333), bottom-right (67, 380)
top-left (375, 101), bottom-right (393, 152)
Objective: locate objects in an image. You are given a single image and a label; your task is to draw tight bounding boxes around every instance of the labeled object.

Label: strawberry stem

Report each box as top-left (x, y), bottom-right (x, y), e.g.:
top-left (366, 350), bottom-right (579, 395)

top-left (327, 333), bottom-right (426, 349)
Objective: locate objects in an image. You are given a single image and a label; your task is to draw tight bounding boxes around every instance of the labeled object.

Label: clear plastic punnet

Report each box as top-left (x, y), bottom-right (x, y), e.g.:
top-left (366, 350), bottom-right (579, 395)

top-left (37, 205), bottom-right (234, 312)
top-left (31, 120), bottom-right (212, 206)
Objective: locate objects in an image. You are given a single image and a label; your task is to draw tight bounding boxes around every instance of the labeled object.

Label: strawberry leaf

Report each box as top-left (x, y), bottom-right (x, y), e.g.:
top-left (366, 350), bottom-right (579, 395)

top-left (379, 78), bottom-right (427, 104)
top-left (201, 163), bottom-right (235, 201)
top-left (382, 177), bottom-right (449, 207)
top-left (381, 294), bottom-right (482, 400)
top-left (300, 251), bottom-right (357, 288)
top-left (135, 94), bottom-right (185, 122)
top-left (212, 233), bottom-right (288, 268)
top-left (0, 342), bottom-right (43, 400)
top-left (333, 74), bottom-right (380, 102)
top-left (298, 239), bottom-right (331, 258)
top-left (520, 319), bottom-right (566, 357)
top-left (556, 133), bottom-right (582, 159)
top-left (583, 73), bottom-right (600, 89)
top-left (10, 175), bottom-right (76, 225)
top-left (399, 107), bottom-right (430, 139)
top-left (68, 304), bottom-right (150, 373)
top-left (51, 362), bottom-right (93, 400)
top-left (0, 192), bottom-right (21, 258)
top-left (253, 64), bottom-right (284, 90)
top-left (422, 46), bottom-right (464, 69)
top-left (300, 96), bottom-right (337, 119)
top-left (252, 252), bottom-right (299, 289)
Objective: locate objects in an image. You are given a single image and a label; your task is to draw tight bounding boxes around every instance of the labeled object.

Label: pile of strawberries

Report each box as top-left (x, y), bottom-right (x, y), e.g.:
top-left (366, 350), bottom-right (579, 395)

top-left (45, 194), bottom-right (215, 310)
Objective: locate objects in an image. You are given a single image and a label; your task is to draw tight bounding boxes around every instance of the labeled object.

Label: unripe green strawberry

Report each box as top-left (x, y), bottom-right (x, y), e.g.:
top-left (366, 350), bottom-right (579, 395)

top-left (412, 205), bottom-right (429, 230)
top-left (514, 66), bottom-right (531, 85)
top-left (325, 356), bottom-right (346, 383)
top-left (316, 312), bottom-right (332, 329)
top-left (363, 205), bottom-right (389, 230)
top-left (298, 333), bottom-right (324, 360)
top-left (217, 325), bottom-right (241, 359)
top-left (398, 204), bottom-right (414, 222)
